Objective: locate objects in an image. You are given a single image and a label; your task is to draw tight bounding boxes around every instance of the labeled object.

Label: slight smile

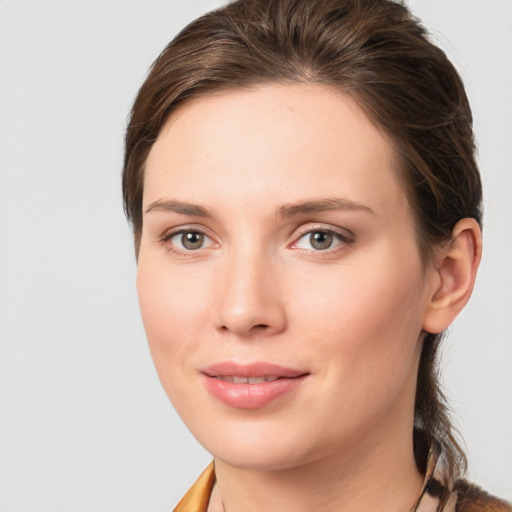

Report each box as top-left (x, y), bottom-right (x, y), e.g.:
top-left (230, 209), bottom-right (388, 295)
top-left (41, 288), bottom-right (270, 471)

top-left (201, 362), bottom-right (310, 409)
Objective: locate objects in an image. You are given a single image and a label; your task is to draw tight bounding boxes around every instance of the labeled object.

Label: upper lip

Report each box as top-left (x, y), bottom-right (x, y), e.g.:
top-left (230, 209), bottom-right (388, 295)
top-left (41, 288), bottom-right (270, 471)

top-left (201, 361), bottom-right (309, 379)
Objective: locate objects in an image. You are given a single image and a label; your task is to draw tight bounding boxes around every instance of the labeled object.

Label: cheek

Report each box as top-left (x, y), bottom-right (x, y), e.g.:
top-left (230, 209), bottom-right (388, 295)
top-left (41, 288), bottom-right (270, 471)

top-left (136, 258), bottom-right (213, 372)
top-left (135, 259), bottom-right (218, 426)
top-left (290, 251), bottom-right (425, 377)
top-left (286, 258), bottom-right (425, 442)
top-left (297, 260), bottom-right (422, 328)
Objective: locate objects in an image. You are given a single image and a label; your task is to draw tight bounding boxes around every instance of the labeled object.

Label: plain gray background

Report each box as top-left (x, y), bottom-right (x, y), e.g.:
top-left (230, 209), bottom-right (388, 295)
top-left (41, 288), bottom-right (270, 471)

top-left (1, 1), bottom-right (511, 511)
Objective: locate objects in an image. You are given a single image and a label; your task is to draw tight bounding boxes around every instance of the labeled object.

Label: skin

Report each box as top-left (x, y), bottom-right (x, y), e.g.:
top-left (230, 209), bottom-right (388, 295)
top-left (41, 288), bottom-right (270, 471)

top-left (137, 84), bottom-right (481, 512)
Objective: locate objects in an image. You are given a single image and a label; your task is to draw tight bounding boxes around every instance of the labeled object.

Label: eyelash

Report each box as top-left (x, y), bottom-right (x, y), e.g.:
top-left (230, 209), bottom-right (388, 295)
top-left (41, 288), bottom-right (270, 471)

top-left (159, 225), bottom-right (354, 257)
top-left (160, 227), bottom-right (217, 257)
top-left (291, 226), bottom-right (354, 254)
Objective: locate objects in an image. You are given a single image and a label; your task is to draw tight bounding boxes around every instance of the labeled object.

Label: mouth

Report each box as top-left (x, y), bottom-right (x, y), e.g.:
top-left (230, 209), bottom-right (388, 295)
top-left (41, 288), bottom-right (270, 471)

top-left (201, 362), bottom-right (309, 409)
top-left (214, 375), bottom-right (282, 383)
top-left (202, 361), bottom-right (308, 379)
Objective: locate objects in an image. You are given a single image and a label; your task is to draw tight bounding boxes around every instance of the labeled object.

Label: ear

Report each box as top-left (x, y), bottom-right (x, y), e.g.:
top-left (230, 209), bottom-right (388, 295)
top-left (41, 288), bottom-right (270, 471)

top-left (422, 218), bottom-right (482, 334)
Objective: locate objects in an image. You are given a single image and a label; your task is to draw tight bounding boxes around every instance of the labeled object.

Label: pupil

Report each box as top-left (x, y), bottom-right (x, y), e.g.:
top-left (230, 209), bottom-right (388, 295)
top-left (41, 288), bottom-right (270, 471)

top-left (182, 231), bottom-right (204, 250)
top-left (310, 231), bottom-right (333, 250)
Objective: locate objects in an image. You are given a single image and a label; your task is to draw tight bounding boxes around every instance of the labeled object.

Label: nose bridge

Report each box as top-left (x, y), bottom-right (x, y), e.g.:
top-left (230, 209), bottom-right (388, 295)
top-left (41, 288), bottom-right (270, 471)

top-left (214, 237), bottom-right (285, 337)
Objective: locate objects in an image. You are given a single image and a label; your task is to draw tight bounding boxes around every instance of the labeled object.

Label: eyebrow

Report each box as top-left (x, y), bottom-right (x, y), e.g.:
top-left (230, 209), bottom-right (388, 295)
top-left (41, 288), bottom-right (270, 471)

top-left (144, 199), bottom-right (212, 217)
top-left (277, 198), bottom-right (375, 217)
top-left (144, 197), bottom-right (375, 218)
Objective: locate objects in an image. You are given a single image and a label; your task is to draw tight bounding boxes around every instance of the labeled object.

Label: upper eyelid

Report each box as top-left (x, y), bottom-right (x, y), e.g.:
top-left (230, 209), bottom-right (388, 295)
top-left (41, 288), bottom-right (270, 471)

top-left (291, 223), bottom-right (354, 239)
top-left (161, 224), bottom-right (215, 240)
top-left (158, 223), bottom-right (354, 247)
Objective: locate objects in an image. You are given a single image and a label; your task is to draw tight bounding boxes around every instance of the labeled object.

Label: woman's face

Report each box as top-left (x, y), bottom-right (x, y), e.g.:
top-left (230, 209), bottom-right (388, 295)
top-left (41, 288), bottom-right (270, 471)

top-left (137, 84), bottom-right (437, 470)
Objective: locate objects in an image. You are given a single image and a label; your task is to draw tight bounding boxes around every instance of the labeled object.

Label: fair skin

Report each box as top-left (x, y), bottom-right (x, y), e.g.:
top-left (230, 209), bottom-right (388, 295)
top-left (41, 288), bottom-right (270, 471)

top-left (137, 84), bottom-right (481, 512)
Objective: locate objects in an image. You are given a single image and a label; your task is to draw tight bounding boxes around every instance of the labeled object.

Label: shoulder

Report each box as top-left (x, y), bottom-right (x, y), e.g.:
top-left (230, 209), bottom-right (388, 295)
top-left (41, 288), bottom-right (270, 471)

top-left (455, 480), bottom-right (512, 512)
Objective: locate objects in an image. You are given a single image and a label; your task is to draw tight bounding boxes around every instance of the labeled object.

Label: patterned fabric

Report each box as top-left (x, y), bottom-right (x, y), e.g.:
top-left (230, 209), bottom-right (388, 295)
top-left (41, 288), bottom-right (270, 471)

top-left (411, 442), bottom-right (457, 512)
top-left (172, 449), bottom-right (511, 512)
top-left (411, 443), bottom-right (512, 512)
top-left (455, 481), bottom-right (512, 512)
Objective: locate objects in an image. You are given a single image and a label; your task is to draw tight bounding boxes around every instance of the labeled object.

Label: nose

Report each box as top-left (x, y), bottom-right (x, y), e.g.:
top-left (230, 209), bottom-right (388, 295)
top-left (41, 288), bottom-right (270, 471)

top-left (213, 247), bottom-right (287, 338)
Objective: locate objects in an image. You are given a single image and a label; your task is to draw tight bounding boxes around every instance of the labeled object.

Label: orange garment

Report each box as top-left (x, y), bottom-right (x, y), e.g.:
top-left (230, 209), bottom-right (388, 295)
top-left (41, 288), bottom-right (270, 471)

top-left (173, 450), bottom-right (511, 512)
top-left (174, 464), bottom-right (215, 512)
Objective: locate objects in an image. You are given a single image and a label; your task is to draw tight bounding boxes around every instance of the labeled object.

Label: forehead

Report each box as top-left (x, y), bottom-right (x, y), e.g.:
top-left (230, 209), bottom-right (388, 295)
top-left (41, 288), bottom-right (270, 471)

top-left (144, 84), bottom-right (406, 217)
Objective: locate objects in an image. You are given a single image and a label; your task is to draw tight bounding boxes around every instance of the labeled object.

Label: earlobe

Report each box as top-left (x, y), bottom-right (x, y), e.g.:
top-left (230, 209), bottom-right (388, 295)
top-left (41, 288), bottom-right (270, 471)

top-left (422, 218), bottom-right (482, 334)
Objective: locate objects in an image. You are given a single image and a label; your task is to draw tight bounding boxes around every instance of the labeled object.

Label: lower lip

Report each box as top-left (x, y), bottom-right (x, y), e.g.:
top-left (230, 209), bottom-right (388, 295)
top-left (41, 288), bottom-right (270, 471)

top-left (203, 375), bottom-right (307, 409)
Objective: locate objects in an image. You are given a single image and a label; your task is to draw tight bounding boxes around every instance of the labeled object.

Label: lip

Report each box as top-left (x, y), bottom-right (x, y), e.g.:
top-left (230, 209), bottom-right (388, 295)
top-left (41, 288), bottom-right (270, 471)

top-left (201, 361), bottom-right (310, 409)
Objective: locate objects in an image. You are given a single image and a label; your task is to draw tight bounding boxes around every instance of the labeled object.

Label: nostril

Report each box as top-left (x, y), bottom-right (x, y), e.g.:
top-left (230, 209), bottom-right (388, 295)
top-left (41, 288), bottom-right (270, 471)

top-left (219, 322), bottom-right (272, 335)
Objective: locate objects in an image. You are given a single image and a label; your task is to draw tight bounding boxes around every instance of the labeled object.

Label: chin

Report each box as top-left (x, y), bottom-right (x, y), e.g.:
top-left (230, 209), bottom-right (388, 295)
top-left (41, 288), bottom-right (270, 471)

top-left (188, 415), bottom-right (334, 472)
top-left (211, 443), bottom-right (312, 472)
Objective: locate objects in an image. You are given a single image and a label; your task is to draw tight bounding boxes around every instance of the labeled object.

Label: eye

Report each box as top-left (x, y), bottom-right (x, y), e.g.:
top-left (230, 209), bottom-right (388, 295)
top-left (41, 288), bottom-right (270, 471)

top-left (293, 228), bottom-right (350, 251)
top-left (164, 229), bottom-right (215, 252)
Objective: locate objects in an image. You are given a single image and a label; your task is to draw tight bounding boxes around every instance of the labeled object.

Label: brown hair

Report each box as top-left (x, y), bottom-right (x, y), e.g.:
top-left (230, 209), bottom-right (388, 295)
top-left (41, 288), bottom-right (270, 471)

top-left (123, 0), bottom-right (482, 480)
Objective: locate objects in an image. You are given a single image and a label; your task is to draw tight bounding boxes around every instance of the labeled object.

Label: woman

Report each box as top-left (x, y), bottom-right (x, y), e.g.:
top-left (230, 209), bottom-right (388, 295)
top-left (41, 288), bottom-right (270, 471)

top-left (122, 0), bottom-right (511, 511)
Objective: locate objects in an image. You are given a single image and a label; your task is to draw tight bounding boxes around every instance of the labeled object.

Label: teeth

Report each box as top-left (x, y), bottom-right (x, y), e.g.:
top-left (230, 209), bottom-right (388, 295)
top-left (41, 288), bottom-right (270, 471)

top-left (248, 376), bottom-right (279, 383)
top-left (216, 376), bottom-right (280, 383)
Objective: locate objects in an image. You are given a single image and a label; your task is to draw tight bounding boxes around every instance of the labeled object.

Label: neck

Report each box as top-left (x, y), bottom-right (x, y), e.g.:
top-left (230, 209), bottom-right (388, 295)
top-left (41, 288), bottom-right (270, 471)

top-left (210, 421), bottom-right (423, 512)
